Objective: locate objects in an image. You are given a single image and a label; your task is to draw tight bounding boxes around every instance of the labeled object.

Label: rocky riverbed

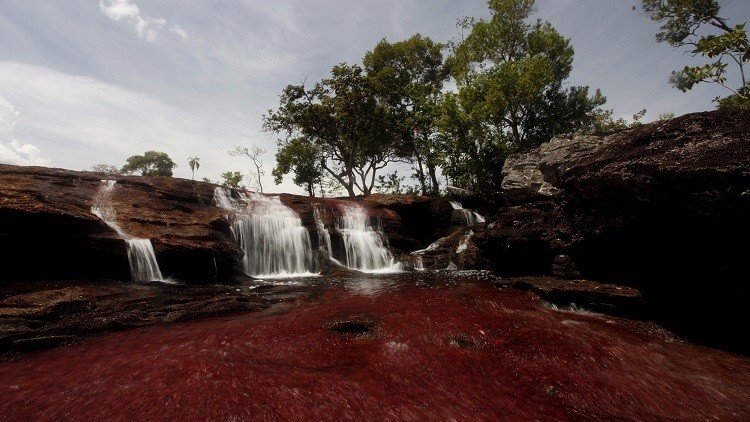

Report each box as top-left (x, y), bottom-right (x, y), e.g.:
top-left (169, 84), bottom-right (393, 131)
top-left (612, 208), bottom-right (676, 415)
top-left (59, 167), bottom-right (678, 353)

top-left (1, 275), bottom-right (748, 421)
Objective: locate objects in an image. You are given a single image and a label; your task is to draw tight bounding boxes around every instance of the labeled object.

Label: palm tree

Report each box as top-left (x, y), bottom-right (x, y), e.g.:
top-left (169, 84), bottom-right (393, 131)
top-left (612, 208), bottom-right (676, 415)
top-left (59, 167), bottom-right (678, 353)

top-left (188, 157), bottom-right (200, 180)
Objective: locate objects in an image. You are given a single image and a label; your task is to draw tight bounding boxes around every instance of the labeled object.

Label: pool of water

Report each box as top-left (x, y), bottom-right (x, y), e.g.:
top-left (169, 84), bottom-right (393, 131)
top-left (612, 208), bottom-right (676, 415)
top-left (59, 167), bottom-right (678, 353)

top-left (1, 274), bottom-right (748, 420)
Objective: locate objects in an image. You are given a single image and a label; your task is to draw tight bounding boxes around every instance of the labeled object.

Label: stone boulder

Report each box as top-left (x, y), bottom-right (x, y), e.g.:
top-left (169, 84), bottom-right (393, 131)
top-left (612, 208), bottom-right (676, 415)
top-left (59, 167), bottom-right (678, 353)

top-left (501, 133), bottom-right (610, 203)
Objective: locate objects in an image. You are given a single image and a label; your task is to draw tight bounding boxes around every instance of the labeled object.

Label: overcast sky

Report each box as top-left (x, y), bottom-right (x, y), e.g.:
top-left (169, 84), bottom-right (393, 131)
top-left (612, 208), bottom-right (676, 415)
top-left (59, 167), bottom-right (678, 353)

top-left (1, 0), bottom-right (748, 193)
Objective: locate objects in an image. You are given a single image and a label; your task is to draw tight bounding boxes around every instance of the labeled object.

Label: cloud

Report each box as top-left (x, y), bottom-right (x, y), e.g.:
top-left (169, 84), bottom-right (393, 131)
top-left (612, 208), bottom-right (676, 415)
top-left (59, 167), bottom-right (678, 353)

top-left (0, 94), bottom-right (51, 166)
top-left (99, 0), bottom-right (185, 42)
top-left (170, 24), bottom-right (188, 39)
top-left (0, 61), bottom-right (267, 188)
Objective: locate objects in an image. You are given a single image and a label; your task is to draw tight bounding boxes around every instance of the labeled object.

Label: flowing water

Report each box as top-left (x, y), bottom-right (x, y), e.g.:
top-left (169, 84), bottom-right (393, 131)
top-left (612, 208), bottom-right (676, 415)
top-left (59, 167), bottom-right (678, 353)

top-left (450, 201), bottom-right (486, 226)
top-left (313, 207), bottom-right (332, 257)
top-left (214, 188), bottom-right (315, 278)
top-left (1, 275), bottom-right (748, 420)
top-left (336, 203), bottom-right (402, 273)
top-left (91, 180), bottom-right (164, 282)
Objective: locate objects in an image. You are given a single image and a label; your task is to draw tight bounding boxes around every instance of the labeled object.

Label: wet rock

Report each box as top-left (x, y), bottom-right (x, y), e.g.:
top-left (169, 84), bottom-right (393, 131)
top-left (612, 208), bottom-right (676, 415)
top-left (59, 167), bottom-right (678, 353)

top-left (472, 200), bottom-right (572, 275)
top-left (326, 314), bottom-right (378, 338)
top-left (0, 166), bottom-right (455, 283)
top-left (490, 109), bottom-right (750, 353)
top-left (0, 281), bottom-right (272, 355)
top-left (497, 276), bottom-right (644, 318)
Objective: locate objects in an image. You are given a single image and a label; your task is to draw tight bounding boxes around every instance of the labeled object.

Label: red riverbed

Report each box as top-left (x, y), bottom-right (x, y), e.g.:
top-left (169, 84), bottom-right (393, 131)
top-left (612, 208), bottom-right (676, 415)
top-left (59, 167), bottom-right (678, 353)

top-left (1, 281), bottom-right (748, 421)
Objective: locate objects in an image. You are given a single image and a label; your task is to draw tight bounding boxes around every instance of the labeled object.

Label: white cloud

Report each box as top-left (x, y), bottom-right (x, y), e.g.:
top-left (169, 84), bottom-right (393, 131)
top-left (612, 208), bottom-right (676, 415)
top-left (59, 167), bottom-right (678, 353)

top-left (0, 94), bottom-right (51, 166)
top-left (99, 0), bottom-right (185, 42)
top-left (170, 24), bottom-right (188, 39)
top-left (0, 61), bottom-right (278, 189)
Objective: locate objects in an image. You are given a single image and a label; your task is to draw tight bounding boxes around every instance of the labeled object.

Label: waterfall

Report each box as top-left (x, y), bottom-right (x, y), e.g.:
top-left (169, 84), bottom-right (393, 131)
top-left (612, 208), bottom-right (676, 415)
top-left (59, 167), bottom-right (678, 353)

top-left (456, 230), bottom-right (474, 253)
top-left (91, 180), bottom-right (164, 282)
top-left (414, 256), bottom-right (426, 271)
top-left (214, 188), bottom-right (315, 278)
top-left (450, 201), bottom-right (486, 226)
top-left (314, 207), bottom-right (332, 256)
top-left (336, 203), bottom-right (402, 273)
top-left (127, 239), bottom-right (164, 282)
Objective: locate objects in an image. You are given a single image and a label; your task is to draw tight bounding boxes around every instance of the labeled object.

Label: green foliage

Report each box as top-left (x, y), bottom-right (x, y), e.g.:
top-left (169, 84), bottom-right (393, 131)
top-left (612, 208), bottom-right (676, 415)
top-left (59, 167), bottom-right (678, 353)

top-left (273, 137), bottom-right (323, 197)
top-left (641, 0), bottom-right (749, 107)
top-left (439, 0), bottom-right (603, 191)
top-left (658, 112), bottom-right (676, 120)
top-left (364, 34), bottom-right (446, 195)
top-left (584, 108), bottom-right (648, 134)
top-left (121, 151), bottom-right (177, 177)
top-left (90, 164), bottom-right (121, 175)
top-left (265, 0), bottom-right (609, 196)
top-left (264, 63), bottom-right (398, 197)
top-left (220, 171), bottom-right (243, 189)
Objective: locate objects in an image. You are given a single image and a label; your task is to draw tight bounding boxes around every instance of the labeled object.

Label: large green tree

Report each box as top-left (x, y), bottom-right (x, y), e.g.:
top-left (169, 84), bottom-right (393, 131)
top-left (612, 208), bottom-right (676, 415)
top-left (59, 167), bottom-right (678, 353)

top-left (121, 151), bottom-right (177, 177)
top-left (441, 0), bottom-right (604, 191)
top-left (641, 0), bottom-right (749, 108)
top-left (264, 64), bottom-right (398, 197)
top-left (364, 34), bottom-right (447, 195)
top-left (272, 137), bottom-right (323, 197)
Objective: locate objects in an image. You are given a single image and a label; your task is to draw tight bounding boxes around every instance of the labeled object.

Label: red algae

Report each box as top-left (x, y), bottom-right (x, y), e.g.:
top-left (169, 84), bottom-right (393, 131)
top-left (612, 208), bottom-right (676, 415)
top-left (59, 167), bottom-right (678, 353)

top-left (0, 282), bottom-right (748, 421)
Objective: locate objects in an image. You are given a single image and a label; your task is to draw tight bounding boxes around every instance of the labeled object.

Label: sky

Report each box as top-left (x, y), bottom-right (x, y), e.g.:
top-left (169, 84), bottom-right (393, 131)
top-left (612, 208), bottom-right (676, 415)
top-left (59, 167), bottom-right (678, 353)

top-left (1, 0), bottom-right (748, 194)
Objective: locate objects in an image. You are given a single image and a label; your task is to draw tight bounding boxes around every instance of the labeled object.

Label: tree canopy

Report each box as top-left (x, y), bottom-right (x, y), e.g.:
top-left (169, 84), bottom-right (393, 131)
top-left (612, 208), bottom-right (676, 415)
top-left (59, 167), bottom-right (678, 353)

top-left (264, 64), bottom-right (398, 197)
top-left (266, 0), bottom-right (607, 196)
top-left (641, 0), bottom-right (749, 108)
top-left (439, 0), bottom-right (604, 190)
top-left (121, 151), bottom-right (177, 177)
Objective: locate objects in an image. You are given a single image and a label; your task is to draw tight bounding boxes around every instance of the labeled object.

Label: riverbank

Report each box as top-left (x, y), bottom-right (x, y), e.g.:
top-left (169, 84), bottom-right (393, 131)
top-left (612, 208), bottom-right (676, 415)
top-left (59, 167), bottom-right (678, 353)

top-left (1, 275), bottom-right (747, 420)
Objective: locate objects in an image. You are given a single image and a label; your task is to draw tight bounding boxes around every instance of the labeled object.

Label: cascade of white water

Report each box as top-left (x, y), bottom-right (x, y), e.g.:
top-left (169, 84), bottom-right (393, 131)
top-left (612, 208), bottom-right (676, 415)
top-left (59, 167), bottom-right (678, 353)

top-left (336, 203), bottom-right (402, 273)
top-left (313, 207), bottom-right (332, 256)
top-left (450, 201), bottom-right (486, 226)
top-left (414, 255), bottom-right (426, 271)
top-left (91, 180), bottom-right (164, 282)
top-left (214, 188), bottom-right (315, 278)
top-left (127, 238), bottom-right (164, 282)
top-left (456, 230), bottom-right (474, 253)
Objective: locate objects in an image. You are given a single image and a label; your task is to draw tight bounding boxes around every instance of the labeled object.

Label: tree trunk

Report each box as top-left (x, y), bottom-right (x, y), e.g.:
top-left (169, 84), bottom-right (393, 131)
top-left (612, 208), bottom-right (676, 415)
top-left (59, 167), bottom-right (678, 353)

top-left (427, 161), bottom-right (440, 196)
top-left (414, 153), bottom-right (428, 196)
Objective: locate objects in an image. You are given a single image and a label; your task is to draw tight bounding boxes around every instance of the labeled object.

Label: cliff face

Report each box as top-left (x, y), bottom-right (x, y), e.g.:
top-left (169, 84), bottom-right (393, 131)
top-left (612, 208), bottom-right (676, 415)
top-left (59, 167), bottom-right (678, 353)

top-left (494, 108), bottom-right (750, 352)
top-left (0, 166), bottom-right (457, 283)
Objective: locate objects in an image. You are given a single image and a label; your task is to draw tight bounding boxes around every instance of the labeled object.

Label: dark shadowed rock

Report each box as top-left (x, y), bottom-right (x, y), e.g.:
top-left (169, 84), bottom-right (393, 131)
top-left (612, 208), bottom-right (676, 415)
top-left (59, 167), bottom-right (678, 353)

top-left (0, 280), bottom-right (274, 356)
top-left (496, 276), bottom-right (644, 318)
top-left (494, 109), bottom-right (750, 353)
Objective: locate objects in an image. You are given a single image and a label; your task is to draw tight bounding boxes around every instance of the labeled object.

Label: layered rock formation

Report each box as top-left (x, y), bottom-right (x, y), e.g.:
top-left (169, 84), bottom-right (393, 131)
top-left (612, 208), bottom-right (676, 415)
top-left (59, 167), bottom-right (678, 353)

top-left (0, 166), bottom-right (458, 283)
top-left (494, 108), bottom-right (750, 352)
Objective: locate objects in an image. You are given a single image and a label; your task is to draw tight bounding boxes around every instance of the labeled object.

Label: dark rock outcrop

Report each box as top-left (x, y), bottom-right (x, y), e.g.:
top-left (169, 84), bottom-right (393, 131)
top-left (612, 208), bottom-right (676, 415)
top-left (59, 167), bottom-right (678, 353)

top-left (496, 109), bottom-right (750, 352)
top-left (0, 280), bottom-right (274, 356)
top-left (496, 276), bottom-right (644, 318)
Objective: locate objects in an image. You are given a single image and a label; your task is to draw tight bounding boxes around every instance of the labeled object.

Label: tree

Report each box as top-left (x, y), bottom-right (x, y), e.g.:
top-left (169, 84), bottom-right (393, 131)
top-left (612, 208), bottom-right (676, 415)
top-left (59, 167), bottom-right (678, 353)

top-left (439, 0), bottom-right (604, 191)
top-left (121, 151), bottom-right (177, 177)
top-left (364, 35), bottom-right (447, 195)
top-left (230, 145), bottom-right (266, 192)
top-left (188, 157), bottom-right (200, 180)
top-left (220, 171), bottom-right (244, 189)
top-left (90, 164), bottom-right (121, 175)
top-left (658, 112), bottom-right (676, 120)
top-left (264, 64), bottom-right (398, 197)
top-left (584, 106), bottom-right (648, 134)
top-left (640, 0), bottom-right (749, 108)
top-left (272, 137), bottom-right (323, 197)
